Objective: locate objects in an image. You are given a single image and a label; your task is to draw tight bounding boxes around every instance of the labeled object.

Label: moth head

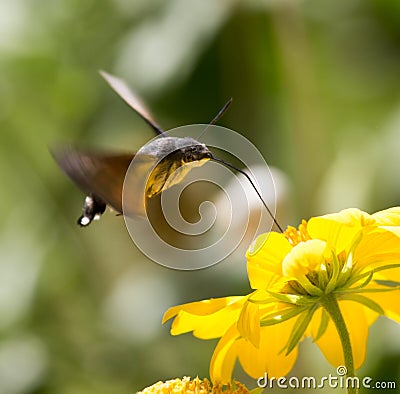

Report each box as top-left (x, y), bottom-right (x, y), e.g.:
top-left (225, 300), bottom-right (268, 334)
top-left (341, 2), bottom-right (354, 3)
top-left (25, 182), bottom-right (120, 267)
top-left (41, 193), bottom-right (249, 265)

top-left (181, 143), bottom-right (213, 163)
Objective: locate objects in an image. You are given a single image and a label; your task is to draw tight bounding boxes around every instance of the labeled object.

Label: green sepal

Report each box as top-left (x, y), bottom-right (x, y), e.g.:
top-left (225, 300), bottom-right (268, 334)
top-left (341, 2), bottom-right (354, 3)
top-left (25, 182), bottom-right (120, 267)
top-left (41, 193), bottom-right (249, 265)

top-left (325, 251), bottom-right (341, 293)
top-left (247, 297), bottom-right (276, 305)
top-left (260, 306), bottom-right (308, 327)
top-left (338, 287), bottom-right (399, 294)
top-left (374, 279), bottom-right (400, 288)
top-left (285, 304), bottom-right (318, 355)
top-left (318, 263), bottom-right (329, 289)
top-left (337, 250), bottom-right (353, 288)
top-left (313, 307), bottom-right (329, 342)
top-left (346, 263), bottom-right (400, 288)
top-left (267, 291), bottom-right (316, 306)
top-left (349, 270), bottom-right (374, 289)
top-left (297, 276), bottom-right (324, 296)
top-left (339, 294), bottom-right (384, 315)
top-left (373, 263), bottom-right (400, 272)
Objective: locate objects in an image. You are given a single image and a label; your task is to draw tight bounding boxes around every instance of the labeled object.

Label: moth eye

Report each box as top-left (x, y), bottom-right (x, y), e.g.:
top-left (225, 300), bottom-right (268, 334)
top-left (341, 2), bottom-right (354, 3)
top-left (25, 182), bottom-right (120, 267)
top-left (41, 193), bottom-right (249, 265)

top-left (184, 149), bottom-right (193, 160)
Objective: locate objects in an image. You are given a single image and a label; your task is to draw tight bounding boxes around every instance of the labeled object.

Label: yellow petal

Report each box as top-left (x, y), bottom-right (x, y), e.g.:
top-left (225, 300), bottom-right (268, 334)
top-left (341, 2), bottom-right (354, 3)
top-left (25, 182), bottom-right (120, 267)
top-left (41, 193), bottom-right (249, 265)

top-left (379, 225), bottom-right (400, 237)
top-left (355, 227), bottom-right (400, 271)
top-left (368, 290), bottom-right (400, 323)
top-left (282, 239), bottom-right (327, 278)
top-left (311, 301), bottom-right (375, 369)
top-left (210, 324), bottom-right (240, 384)
top-left (163, 297), bottom-right (242, 322)
top-left (246, 232), bottom-right (292, 289)
top-left (374, 267), bottom-right (400, 283)
top-left (316, 208), bottom-right (375, 227)
top-left (308, 217), bottom-right (361, 255)
top-left (210, 317), bottom-right (299, 383)
top-left (372, 207), bottom-right (400, 225)
top-left (236, 322), bottom-right (298, 379)
top-left (163, 297), bottom-right (245, 339)
top-left (237, 300), bottom-right (260, 347)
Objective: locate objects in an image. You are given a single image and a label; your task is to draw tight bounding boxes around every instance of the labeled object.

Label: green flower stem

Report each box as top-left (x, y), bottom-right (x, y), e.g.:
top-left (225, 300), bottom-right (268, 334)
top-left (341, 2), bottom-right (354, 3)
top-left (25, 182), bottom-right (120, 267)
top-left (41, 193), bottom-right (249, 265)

top-left (320, 294), bottom-right (357, 394)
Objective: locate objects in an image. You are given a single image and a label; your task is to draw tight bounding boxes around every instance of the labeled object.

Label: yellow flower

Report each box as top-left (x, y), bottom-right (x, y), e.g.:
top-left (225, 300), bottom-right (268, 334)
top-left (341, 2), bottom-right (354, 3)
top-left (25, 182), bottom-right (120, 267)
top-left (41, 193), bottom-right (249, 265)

top-left (163, 208), bottom-right (400, 385)
top-left (136, 376), bottom-right (250, 393)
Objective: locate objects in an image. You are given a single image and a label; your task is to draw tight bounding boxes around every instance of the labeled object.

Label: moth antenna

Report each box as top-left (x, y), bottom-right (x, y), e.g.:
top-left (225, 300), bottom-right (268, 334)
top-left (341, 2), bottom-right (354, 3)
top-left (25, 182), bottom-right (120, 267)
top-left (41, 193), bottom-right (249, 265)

top-left (211, 157), bottom-right (284, 233)
top-left (197, 98), bottom-right (233, 140)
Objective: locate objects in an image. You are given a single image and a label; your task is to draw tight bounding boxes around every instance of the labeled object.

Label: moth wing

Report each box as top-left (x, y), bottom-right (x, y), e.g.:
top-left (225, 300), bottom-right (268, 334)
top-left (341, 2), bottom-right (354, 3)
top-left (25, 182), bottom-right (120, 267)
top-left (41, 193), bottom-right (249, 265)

top-left (99, 70), bottom-right (164, 136)
top-left (52, 147), bottom-right (158, 216)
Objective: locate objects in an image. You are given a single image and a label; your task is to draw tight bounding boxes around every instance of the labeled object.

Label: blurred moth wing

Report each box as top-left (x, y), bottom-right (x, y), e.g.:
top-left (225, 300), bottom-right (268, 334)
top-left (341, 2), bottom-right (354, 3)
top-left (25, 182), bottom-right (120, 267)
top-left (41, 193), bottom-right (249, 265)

top-left (99, 70), bottom-right (164, 136)
top-left (52, 144), bottom-right (210, 223)
top-left (52, 148), bottom-right (160, 217)
top-left (52, 71), bottom-right (166, 226)
top-left (53, 71), bottom-right (213, 226)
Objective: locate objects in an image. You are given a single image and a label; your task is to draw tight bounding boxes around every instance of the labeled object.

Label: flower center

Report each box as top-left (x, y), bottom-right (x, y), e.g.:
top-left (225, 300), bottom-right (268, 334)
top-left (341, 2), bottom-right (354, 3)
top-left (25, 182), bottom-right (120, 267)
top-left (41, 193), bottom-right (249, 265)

top-left (281, 238), bottom-right (354, 297)
top-left (282, 239), bottom-right (327, 278)
top-left (136, 377), bottom-right (250, 394)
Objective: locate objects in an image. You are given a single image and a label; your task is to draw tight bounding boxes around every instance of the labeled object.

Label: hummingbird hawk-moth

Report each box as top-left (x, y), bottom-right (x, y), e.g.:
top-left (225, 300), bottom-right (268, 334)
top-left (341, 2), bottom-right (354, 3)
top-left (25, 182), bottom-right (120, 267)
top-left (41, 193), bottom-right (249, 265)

top-left (52, 71), bottom-right (282, 231)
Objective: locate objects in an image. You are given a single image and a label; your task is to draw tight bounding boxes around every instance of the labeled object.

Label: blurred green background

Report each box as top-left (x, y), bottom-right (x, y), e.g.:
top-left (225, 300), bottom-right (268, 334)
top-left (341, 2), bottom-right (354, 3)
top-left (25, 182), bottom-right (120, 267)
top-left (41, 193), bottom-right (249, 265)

top-left (0, 0), bottom-right (399, 393)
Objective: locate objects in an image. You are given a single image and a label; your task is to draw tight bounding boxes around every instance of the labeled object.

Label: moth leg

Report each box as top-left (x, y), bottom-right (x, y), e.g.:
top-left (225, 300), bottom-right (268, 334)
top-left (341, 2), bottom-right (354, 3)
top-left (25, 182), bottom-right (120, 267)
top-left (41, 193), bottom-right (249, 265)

top-left (78, 193), bottom-right (107, 227)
